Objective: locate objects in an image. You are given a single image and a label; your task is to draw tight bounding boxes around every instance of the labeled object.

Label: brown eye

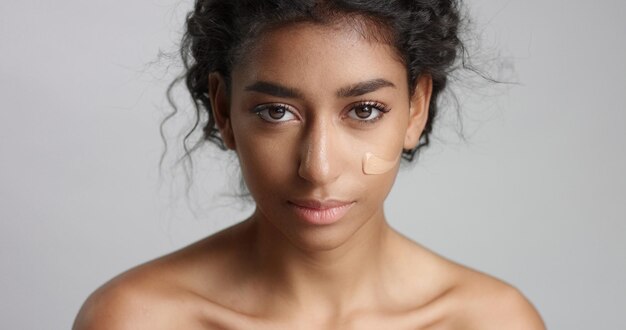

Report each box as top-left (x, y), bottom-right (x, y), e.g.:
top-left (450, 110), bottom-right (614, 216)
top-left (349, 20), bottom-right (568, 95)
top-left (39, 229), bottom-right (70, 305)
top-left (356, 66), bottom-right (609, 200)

top-left (354, 105), bottom-right (373, 119)
top-left (347, 102), bottom-right (388, 123)
top-left (268, 106), bottom-right (286, 119)
top-left (254, 104), bottom-right (297, 123)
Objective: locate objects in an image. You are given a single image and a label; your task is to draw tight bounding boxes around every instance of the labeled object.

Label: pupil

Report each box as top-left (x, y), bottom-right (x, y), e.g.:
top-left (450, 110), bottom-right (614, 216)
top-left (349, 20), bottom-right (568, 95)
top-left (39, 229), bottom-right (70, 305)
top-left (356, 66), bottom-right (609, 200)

top-left (356, 106), bottom-right (372, 119)
top-left (269, 107), bottom-right (285, 119)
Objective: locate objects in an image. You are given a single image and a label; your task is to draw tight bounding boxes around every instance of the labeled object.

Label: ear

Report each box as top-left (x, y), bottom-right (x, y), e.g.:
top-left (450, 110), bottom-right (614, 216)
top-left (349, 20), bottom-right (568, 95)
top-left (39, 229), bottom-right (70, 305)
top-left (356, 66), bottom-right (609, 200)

top-left (208, 72), bottom-right (236, 150)
top-left (404, 74), bottom-right (433, 150)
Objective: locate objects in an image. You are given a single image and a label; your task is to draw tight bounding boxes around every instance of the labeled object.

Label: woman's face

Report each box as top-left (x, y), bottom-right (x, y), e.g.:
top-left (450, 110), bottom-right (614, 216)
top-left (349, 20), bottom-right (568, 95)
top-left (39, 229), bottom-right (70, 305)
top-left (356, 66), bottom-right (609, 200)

top-left (211, 22), bottom-right (431, 250)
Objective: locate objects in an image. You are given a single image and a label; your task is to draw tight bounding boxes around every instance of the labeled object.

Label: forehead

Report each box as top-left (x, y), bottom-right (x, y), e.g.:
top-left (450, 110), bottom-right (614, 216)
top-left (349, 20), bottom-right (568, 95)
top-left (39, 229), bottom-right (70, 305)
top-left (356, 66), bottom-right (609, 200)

top-left (231, 22), bottom-right (408, 95)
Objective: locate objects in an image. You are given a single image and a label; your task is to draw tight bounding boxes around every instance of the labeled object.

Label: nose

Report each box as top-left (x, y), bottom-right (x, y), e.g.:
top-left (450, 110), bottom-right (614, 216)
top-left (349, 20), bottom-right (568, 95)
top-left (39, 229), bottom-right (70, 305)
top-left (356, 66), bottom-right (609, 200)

top-left (297, 118), bottom-right (341, 185)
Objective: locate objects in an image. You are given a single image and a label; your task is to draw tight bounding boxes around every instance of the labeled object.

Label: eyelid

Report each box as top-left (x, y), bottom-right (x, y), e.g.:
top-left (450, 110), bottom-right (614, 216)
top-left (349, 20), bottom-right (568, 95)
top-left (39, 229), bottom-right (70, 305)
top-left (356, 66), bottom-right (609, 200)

top-left (252, 103), bottom-right (299, 123)
top-left (344, 100), bottom-right (391, 124)
top-left (251, 100), bottom-right (390, 124)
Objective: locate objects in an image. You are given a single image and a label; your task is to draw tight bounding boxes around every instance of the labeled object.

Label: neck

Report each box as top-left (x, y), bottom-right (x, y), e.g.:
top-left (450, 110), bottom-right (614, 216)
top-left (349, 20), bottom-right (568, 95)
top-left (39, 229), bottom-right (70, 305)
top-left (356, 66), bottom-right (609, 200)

top-left (244, 207), bottom-right (394, 317)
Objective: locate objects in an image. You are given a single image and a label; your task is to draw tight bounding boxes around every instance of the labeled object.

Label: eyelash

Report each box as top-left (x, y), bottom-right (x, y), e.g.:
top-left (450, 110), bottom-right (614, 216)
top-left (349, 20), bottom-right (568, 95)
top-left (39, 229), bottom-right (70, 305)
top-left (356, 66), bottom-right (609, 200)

top-left (253, 104), bottom-right (297, 123)
top-left (349, 101), bottom-right (391, 125)
top-left (252, 101), bottom-right (391, 125)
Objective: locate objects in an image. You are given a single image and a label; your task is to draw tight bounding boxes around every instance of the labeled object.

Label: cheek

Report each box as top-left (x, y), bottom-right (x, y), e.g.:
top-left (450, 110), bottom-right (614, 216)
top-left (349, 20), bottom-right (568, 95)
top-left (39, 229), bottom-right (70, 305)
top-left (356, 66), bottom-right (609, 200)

top-left (231, 123), bottom-right (299, 190)
top-left (362, 152), bottom-right (400, 175)
top-left (349, 113), bottom-right (409, 175)
top-left (348, 114), bottom-right (408, 201)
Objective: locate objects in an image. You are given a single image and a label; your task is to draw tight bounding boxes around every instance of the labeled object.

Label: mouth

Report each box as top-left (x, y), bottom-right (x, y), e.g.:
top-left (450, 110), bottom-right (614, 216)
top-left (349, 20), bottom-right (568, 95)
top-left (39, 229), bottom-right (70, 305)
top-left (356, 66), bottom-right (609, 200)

top-left (287, 199), bottom-right (355, 225)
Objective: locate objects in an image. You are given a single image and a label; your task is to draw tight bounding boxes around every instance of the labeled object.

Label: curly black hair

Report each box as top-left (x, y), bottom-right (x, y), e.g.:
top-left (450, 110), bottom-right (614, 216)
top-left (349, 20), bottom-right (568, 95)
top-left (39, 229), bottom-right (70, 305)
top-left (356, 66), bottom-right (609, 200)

top-left (165, 0), bottom-right (470, 165)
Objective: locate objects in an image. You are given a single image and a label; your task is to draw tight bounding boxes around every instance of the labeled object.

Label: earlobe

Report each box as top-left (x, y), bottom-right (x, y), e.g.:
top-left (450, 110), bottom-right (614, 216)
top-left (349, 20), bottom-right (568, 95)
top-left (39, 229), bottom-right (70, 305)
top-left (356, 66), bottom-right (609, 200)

top-left (404, 74), bottom-right (433, 150)
top-left (208, 73), bottom-right (236, 150)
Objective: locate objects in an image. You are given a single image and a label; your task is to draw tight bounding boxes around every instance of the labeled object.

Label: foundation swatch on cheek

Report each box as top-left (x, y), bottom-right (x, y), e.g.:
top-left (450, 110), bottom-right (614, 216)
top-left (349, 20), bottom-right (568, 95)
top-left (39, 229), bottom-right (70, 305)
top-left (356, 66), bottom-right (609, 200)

top-left (362, 152), bottom-right (400, 175)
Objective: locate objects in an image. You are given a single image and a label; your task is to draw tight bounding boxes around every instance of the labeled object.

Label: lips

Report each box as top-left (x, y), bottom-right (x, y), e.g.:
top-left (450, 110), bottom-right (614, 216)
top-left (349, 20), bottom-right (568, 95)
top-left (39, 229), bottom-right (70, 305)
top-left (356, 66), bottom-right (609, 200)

top-left (287, 199), bottom-right (355, 225)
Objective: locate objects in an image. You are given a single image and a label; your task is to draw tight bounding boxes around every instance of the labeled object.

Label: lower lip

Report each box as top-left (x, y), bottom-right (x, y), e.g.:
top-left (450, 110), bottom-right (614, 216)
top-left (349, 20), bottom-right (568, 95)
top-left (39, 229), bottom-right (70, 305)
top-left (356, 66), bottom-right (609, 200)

top-left (288, 202), bottom-right (355, 225)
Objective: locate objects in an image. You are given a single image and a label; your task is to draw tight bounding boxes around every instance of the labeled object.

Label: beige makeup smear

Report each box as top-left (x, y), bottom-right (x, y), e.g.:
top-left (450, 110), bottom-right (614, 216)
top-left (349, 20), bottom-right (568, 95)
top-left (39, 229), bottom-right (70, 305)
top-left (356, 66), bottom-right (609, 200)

top-left (362, 152), bottom-right (400, 175)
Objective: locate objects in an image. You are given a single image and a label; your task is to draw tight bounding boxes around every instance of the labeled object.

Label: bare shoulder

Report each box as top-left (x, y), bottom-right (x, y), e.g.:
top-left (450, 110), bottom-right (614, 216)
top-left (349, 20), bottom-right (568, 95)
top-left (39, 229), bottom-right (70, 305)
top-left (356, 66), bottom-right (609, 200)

top-left (72, 273), bottom-right (164, 330)
top-left (72, 264), bottom-right (205, 330)
top-left (388, 235), bottom-right (545, 329)
top-left (445, 262), bottom-right (546, 330)
top-left (73, 223), bottom-right (250, 330)
top-left (71, 227), bottom-right (238, 330)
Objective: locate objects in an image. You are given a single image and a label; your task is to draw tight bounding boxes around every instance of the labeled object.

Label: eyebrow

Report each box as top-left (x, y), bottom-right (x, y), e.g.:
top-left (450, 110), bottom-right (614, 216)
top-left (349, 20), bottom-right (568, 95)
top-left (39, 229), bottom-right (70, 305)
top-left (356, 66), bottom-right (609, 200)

top-left (244, 78), bottom-right (396, 99)
top-left (244, 81), bottom-right (303, 99)
top-left (336, 78), bottom-right (396, 98)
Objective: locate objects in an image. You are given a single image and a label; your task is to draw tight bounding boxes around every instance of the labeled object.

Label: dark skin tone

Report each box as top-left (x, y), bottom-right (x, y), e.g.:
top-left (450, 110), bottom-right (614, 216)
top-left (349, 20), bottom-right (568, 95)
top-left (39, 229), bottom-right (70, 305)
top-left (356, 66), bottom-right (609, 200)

top-left (74, 22), bottom-right (545, 329)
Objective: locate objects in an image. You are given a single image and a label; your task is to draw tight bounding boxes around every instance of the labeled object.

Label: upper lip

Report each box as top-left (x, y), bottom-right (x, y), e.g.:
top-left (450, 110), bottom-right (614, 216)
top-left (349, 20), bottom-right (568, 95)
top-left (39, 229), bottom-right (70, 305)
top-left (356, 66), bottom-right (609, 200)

top-left (288, 199), bottom-right (354, 210)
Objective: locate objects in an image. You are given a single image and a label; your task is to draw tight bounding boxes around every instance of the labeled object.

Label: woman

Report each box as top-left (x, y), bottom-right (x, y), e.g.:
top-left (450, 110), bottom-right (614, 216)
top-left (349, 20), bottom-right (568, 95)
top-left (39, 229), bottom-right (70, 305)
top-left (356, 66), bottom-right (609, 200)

top-left (74, 0), bottom-right (545, 328)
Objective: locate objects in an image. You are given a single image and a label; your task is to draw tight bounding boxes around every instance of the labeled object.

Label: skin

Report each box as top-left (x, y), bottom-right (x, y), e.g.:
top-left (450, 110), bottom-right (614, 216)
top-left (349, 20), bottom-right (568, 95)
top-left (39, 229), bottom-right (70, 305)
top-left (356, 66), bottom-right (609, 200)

top-left (73, 22), bottom-right (546, 330)
top-left (362, 152), bottom-right (401, 175)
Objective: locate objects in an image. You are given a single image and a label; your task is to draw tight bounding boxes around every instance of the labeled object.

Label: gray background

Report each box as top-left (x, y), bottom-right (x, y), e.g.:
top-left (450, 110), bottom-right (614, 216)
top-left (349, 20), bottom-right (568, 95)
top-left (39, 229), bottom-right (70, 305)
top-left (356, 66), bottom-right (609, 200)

top-left (1, 0), bottom-right (625, 329)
